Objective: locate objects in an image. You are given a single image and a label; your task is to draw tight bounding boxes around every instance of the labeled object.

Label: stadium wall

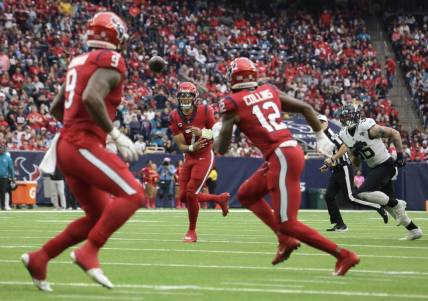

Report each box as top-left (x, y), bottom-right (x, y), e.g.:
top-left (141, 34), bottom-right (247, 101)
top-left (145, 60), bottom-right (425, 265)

top-left (9, 151), bottom-right (428, 210)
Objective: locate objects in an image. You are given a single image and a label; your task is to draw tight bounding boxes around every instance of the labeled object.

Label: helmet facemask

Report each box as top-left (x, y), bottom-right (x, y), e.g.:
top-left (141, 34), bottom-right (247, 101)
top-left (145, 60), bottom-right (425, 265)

top-left (177, 92), bottom-right (197, 116)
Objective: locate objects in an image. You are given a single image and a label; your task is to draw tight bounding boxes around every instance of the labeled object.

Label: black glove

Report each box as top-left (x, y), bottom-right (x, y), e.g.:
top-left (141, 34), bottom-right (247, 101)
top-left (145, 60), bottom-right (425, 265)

top-left (395, 152), bottom-right (406, 168)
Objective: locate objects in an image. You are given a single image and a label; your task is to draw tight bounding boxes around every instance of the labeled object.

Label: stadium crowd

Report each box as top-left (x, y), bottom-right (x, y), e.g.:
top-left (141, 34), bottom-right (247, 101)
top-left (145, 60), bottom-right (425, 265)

top-left (385, 13), bottom-right (428, 161)
top-left (0, 1), bottom-right (426, 161)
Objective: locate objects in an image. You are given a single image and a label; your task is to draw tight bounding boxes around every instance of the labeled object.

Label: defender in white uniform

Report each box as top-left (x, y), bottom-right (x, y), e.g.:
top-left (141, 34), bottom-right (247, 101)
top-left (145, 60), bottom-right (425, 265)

top-left (325, 105), bottom-right (422, 240)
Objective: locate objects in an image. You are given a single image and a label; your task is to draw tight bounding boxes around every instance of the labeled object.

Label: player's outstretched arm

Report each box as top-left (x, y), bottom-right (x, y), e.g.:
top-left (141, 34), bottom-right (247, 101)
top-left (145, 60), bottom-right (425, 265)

top-left (368, 124), bottom-right (405, 166)
top-left (213, 111), bottom-right (239, 155)
top-left (278, 91), bottom-right (334, 156)
top-left (82, 68), bottom-right (121, 133)
top-left (50, 84), bottom-right (65, 122)
top-left (278, 91), bottom-right (322, 132)
top-left (368, 125), bottom-right (403, 153)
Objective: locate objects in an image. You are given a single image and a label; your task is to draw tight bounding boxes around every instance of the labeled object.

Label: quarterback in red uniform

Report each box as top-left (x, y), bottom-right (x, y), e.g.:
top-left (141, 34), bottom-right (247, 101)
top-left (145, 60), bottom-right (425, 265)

top-left (21, 12), bottom-right (144, 291)
top-left (170, 82), bottom-right (230, 242)
top-left (214, 57), bottom-right (359, 276)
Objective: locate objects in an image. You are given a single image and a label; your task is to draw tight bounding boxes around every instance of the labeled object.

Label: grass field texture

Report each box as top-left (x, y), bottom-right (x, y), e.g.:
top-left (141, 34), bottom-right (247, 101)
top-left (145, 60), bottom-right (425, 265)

top-left (0, 209), bottom-right (428, 301)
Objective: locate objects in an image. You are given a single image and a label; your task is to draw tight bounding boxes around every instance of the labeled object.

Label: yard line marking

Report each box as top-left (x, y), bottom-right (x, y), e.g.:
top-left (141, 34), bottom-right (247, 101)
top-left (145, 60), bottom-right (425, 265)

top-left (50, 294), bottom-right (143, 301)
top-left (221, 281), bottom-right (304, 288)
top-left (1, 260), bottom-right (428, 277)
top-left (2, 236), bottom-right (427, 250)
top-left (3, 209), bottom-right (427, 213)
top-left (1, 281), bottom-right (428, 299)
top-left (1, 244), bottom-right (427, 260)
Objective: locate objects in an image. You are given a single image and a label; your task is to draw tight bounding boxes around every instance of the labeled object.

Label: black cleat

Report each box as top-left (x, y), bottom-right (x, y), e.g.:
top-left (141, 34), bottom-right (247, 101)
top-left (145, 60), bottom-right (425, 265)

top-left (377, 207), bottom-right (388, 224)
top-left (326, 224), bottom-right (348, 232)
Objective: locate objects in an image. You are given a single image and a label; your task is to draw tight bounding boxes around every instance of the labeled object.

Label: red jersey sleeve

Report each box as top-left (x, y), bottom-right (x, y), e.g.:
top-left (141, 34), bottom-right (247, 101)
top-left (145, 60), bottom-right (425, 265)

top-left (169, 111), bottom-right (181, 136)
top-left (93, 50), bottom-right (126, 76)
top-left (205, 105), bottom-right (216, 129)
top-left (219, 95), bottom-right (238, 114)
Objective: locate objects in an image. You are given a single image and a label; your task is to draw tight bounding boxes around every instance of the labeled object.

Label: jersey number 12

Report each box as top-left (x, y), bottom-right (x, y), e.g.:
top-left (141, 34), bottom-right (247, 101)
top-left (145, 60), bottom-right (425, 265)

top-left (252, 101), bottom-right (287, 132)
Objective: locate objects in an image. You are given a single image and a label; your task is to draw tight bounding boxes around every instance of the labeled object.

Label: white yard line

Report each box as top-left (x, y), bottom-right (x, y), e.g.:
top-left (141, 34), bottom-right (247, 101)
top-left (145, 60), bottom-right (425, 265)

top-left (1, 236), bottom-right (427, 250)
top-left (1, 281), bottom-right (428, 299)
top-left (2, 245), bottom-right (427, 261)
top-left (1, 259), bottom-right (428, 277)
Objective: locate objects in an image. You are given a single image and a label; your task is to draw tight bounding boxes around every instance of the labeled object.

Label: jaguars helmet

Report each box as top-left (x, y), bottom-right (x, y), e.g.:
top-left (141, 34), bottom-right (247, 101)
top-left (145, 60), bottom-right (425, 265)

top-left (336, 104), bottom-right (360, 127)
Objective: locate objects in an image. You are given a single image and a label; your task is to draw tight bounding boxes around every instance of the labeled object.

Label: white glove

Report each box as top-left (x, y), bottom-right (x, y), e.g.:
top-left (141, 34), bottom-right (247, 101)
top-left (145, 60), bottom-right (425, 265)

top-left (212, 122), bottom-right (222, 140)
top-left (315, 131), bottom-right (335, 157)
top-left (109, 127), bottom-right (141, 161)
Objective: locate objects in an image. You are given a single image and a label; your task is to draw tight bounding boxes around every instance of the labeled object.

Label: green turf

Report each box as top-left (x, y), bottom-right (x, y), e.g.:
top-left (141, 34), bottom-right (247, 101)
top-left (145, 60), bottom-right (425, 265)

top-left (1, 209), bottom-right (428, 301)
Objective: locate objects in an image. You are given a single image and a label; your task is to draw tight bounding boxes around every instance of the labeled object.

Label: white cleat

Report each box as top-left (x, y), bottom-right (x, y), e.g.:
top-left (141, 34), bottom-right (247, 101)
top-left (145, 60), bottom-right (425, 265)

top-left (21, 253), bottom-right (53, 292)
top-left (400, 228), bottom-right (423, 241)
top-left (87, 268), bottom-right (114, 289)
top-left (70, 251), bottom-right (113, 289)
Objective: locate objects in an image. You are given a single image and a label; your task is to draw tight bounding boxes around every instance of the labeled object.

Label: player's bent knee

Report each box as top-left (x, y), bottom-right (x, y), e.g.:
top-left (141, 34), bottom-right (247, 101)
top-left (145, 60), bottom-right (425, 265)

top-left (237, 186), bottom-right (258, 206)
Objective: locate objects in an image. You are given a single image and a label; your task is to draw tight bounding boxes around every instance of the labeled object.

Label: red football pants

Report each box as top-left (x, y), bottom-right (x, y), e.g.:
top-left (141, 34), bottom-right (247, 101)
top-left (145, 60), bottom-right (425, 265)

top-left (238, 144), bottom-right (340, 256)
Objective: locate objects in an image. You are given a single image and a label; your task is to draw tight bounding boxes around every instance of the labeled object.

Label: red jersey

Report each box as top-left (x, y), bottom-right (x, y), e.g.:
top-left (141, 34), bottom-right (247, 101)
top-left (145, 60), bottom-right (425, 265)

top-left (220, 84), bottom-right (293, 158)
top-left (62, 49), bottom-right (126, 147)
top-left (169, 104), bottom-right (216, 158)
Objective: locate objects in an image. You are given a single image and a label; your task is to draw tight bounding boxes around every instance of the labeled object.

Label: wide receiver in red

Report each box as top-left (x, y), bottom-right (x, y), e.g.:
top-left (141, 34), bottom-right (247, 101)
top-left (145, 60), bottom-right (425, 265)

top-left (214, 57), bottom-right (360, 276)
top-left (21, 12), bottom-right (144, 291)
top-left (170, 82), bottom-right (230, 242)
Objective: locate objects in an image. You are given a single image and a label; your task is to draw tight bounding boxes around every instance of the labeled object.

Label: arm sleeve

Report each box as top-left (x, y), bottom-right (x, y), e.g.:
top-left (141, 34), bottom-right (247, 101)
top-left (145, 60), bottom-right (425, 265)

top-left (206, 105), bottom-right (216, 129)
top-left (94, 50), bottom-right (127, 77)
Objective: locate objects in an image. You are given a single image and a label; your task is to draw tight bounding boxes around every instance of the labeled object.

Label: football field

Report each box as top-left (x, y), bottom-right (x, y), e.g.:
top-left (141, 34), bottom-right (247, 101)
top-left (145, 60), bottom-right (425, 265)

top-left (1, 209), bottom-right (428, 301)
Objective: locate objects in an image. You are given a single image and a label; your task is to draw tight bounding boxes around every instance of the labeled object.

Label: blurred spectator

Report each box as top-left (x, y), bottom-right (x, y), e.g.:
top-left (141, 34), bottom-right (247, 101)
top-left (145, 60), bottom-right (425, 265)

top-left (156, 157), bottom-right (176, 208)
top-left (354, 170), bottom-right (365, 189)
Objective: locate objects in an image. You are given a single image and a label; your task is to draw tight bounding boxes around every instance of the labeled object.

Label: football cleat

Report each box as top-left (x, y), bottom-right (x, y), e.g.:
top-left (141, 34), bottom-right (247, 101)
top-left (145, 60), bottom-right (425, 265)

top-left (376, 207), bottom-right (389, 224)
top-left (218, 192), bottom-right (230, 217)
top-left (183, 230), bottom-right (197, 243)
top-left (21, 253), bottom-right (52, 292)
top-left (326, 224), bottom-right (348, 232)
top-left (70, 251), bottom-right (113, 289)
top-left (333, 250), bottom-right (360, 276)
top-left (399, 228), bottom-right (423, 241)
top-left (271, 237), bottom-right (301, 265)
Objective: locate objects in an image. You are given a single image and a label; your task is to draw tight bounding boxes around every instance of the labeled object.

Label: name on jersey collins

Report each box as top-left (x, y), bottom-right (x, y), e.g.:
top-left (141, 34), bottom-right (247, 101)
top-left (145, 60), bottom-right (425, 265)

top-left (243, 89), bottom-right (273, 106)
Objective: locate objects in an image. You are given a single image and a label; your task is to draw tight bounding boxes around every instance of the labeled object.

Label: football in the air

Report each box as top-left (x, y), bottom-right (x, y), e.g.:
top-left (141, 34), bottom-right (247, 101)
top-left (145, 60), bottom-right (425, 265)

top-left (148, 56), bottom-right (167, 73)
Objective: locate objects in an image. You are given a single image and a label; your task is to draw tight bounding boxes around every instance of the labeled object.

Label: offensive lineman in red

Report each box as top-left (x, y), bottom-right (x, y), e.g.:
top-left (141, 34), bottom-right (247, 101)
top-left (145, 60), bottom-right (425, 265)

top-left (214, 57), bottom-right (360, 276)
top-left (170, 82), bottom-right (230, 242)
top-left (21, 12), bottom-right (144, 291)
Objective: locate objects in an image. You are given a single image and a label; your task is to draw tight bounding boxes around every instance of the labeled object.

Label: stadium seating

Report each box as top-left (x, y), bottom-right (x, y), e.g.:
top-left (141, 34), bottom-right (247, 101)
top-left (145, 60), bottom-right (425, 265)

top-left (0, 1), bottom-right (424, 160)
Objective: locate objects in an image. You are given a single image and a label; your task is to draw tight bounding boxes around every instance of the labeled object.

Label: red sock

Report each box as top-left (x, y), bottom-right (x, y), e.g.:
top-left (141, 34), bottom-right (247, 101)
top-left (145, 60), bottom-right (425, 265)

top-left (186, 196), bottom-right (199, 231)
top-left (278, 220), bottom-right (340, 257)
top-left (243, 199), bottom-right (278, 234)
top-left (26, 250), bottom-right (49, 280)
top-left (150, 197), bottom-right (156, 208)
top-left (87, 196), bottom-right (141, 248)
top-left (42, 216), bottom-right (96, 259)
top-left (197, 192), bottom-right (220, 203)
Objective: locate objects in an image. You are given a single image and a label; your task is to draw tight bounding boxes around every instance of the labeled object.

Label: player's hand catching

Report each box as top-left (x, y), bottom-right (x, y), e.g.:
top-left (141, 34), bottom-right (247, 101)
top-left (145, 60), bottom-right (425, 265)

top-left (109, 127), bottom-right (141, 161)
top-left (191, 139), bottom-right (208, 152)
top-left (189, 126), bottom-right (202, 137)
